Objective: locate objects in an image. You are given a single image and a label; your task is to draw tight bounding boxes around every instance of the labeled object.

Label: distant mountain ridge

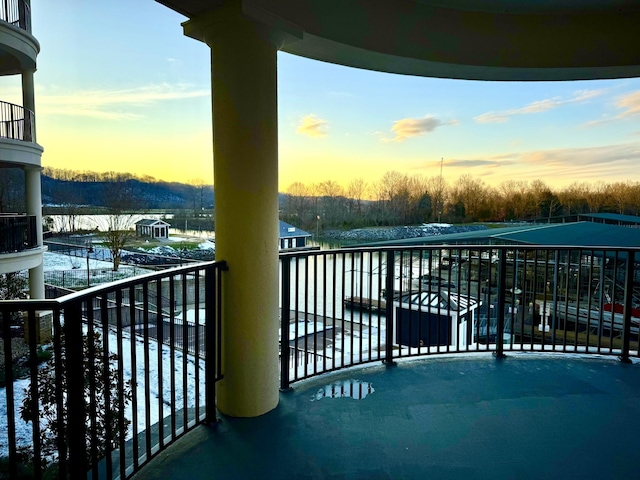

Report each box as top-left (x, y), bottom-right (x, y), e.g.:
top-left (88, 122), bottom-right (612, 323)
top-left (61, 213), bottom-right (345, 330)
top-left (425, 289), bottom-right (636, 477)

top-left (41, 176), bottom-right (214, 210)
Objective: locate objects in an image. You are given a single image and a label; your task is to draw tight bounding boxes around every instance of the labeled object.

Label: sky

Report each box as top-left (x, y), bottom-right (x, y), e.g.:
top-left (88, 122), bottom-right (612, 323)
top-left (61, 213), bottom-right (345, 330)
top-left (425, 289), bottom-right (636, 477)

top-left (3, 1), bottom-right (640, 192)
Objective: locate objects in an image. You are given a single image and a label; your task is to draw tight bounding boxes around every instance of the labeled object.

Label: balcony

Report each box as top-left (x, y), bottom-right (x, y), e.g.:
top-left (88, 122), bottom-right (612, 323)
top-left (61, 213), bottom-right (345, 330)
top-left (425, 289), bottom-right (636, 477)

top-left (0, 101), bottom-right (34, 143)
top-left (0, 0), bottom-right (30, 33)
top-left (1, 245), bottom-right (640, 479)
top-left (0, 213), bottom-right (37, 253)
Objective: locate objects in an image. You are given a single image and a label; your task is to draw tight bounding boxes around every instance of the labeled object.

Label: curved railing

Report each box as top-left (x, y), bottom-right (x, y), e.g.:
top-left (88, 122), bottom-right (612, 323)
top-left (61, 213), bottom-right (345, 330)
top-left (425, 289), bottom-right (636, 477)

top-left (279, 245), bottom-right (640, 388)
top-left (0, 0), bottom-right (31, 33)
top-left (2, 243), bottom-right (638, 477)
top-left (0, 100), bottom-right (34, 142)
top-left (0, 214), bottom-right (37, 253)
top-left (0, 261), bottom-right (226, 479)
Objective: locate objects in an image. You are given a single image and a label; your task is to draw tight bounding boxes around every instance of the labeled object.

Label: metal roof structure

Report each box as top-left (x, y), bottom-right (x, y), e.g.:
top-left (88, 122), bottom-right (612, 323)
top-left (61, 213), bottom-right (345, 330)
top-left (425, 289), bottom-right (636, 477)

top-left (135, 218), bottom-right (170, 226)
top-left (360, 222), bottom-right (640, 248)
top-left (397, 290), bottom-right (479, 313)
top-left (279, 220), bottom-right (311, 239)
top-left (577, 213), bottom-right (640, 226)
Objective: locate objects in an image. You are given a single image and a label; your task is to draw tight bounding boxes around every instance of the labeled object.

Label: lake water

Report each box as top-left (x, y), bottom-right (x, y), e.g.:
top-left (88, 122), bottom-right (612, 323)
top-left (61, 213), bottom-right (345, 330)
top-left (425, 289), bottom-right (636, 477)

top-left (46, 214), bottom-right (214, 239)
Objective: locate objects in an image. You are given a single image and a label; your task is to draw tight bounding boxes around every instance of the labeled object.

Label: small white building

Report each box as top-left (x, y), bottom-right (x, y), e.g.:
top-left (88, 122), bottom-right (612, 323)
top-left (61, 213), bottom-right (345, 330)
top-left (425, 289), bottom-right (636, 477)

top-left (393, 290), bottom-right (480, 349)
top-left (279, 220), bottom-right (312, 250)
top-left (135, 219), bottom-right (170, 240)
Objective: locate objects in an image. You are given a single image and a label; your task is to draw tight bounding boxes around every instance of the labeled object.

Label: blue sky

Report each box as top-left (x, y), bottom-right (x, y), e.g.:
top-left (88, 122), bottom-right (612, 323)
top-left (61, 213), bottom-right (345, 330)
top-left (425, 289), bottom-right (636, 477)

top-left (4, 1), bottom-right (640, 192)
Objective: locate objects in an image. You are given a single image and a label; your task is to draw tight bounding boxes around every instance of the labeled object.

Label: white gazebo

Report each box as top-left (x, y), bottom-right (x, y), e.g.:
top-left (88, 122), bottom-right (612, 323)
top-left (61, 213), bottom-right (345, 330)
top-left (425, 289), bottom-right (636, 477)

top-left (135, 219), bottom-right (170, 240)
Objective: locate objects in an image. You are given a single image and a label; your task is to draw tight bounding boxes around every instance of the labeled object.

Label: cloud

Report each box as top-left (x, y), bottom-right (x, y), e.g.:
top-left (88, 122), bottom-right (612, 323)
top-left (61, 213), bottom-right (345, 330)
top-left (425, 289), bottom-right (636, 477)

top-left (615, 90), bottom-right (640, 118)
top-left (474, 89), bottom-right (606, 123)
top-left (416, 143), bottom-right (640, 186)
top-left (36, 83), bottom-right (210, 120)
top-left (383, 115), bottom-right (458, 142)
top-left (445, 158), bottom-right (514, 168)
top-left (296, 114), bottom-right (329, 138)
top-left (519, 143), bottom-right (640, 167)
top-left (417, 154), bottom-right (517, 173)
top-left (582, 90), bottom-right (640, 127)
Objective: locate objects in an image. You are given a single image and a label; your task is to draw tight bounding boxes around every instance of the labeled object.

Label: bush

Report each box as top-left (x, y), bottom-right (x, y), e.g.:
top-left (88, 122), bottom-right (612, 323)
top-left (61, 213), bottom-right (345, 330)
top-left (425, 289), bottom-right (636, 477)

top-left (18, 331), bottom-right (132, 471)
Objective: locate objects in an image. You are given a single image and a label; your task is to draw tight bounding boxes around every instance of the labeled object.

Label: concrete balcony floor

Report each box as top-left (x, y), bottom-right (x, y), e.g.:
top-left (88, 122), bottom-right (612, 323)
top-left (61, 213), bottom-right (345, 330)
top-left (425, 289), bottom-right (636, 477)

top-left (133, 353), bottom-right (640, 480)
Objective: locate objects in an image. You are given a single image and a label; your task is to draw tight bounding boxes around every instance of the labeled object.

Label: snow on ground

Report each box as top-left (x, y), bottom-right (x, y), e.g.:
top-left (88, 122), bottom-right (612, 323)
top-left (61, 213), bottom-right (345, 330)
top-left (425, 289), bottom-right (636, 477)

top-left (44, 251), bottom-right (115, 272)
top-left (141, 240), bottom-right (215, 256)
top-left (0, 327), bottom-right (205, 456)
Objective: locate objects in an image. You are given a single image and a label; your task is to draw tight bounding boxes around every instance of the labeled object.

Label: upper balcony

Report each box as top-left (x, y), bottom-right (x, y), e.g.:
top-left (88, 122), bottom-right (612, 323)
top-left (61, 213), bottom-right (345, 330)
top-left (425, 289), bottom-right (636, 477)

top-left (0, 213), bottom-right (37, 253)
top-left (0, 100), bottom-right (41, 167)
top-left (1, 245), bottom-right (640, 479)
top-left (0, 100), bottom-right (33, 142)
top-left (0, 0), bottom-right (38, 75)
top-left (0, 212), bottom-right (44, 274)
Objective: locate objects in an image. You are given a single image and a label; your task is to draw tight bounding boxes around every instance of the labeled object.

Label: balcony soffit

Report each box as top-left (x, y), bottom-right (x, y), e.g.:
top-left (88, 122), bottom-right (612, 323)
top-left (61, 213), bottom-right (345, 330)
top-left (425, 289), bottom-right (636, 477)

top-left (0, 21), bottom-right (39, 73)
top-left (156, 0), bottom-right (640, 81)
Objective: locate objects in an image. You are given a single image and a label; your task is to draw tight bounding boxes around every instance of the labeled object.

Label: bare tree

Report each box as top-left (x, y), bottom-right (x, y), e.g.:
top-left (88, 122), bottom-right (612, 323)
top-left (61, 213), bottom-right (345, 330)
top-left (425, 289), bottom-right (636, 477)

top-left (451, 174), bottom-right (488, 222)
top-left (188, 177), bottom-right (207, 215)
top-left (425, 174), bottom-right (447, 223)
top-left (98, 181), bottom-right (139, 271)
top-left (584, 181), bottom-right (607, 213)
top-left (347, 177), bottom-right (368, 218)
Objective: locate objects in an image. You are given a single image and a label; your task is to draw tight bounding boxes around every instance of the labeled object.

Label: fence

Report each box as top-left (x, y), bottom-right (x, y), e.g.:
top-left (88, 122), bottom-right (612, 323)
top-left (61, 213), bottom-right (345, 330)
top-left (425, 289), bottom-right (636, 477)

top-left (0, 214), bottom-right (37, 253)
top-left (0, 101), bottom-right (34, 142)
top-left (44, 267), bottom-right (148, 290)
top-left (0, 261), bottom-right (225, 479)
top-left (280, 245), bottom-right (640, 388)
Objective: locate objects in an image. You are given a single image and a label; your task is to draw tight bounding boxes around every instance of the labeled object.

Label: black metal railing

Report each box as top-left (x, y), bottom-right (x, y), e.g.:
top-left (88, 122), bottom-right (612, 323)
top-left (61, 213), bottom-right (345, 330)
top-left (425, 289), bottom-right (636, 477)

top-left (0, 214), bottom-right (37, 253)
top-left (0, 0), bottom-right (31, 32)
top-left (43, 267), bottom-right (150, 290)
top-left (280, 245), bottom-right (640, 388)
top-left (0, 101), bottom-right (34, 142)
top-left (0, 261), bottom-right (225, 480)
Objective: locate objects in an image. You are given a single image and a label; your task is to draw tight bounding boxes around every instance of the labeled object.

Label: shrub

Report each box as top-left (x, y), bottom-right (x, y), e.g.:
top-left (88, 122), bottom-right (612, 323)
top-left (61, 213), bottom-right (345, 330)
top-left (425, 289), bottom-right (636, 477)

top-left (18, 330), bottom-right (133, 471)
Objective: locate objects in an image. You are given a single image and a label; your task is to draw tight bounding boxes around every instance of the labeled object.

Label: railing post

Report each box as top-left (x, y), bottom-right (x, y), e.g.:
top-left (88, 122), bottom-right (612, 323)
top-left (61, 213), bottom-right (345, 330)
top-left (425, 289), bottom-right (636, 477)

top-left (280, 256), bottom-right (292, 390)
top-left (204, 264), bottom-right (219, 424)
top-left (620, 250), bottom-right (635, 363)
top-left (384, 249), bottom-right (396, 365)
top-left (64, 300), bottom-right (88, 478)
top-left (494, 248), bottom-right (507, 359)
top-left (1, 304), bottom-right (18, 480)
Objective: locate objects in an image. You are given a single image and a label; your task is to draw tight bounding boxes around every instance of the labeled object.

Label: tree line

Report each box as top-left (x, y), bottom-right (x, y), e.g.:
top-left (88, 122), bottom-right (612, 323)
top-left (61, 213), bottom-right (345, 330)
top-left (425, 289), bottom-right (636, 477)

top-left (3, 166), bottom-right (640, 232)
top-left (281, 172), bottom-right (640, 232)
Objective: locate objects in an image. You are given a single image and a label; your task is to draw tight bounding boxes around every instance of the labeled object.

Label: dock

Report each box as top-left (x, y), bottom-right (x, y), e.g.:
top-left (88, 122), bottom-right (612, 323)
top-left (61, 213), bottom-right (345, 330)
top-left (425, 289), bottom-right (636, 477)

top-left (343, 296), bottom-right (387, 314)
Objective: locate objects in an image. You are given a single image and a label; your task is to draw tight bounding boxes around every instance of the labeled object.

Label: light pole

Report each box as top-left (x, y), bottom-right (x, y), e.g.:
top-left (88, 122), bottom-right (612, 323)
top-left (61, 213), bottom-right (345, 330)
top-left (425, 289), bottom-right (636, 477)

top-left (86, 240), bottom-right (94, 288)
top-left (316, 215), bottom-right (320, 239)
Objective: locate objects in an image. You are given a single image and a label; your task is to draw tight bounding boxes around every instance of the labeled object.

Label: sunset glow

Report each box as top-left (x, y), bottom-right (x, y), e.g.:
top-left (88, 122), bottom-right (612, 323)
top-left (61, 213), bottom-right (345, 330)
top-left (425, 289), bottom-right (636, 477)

top-left (3, 1), bottom-right (639, 191)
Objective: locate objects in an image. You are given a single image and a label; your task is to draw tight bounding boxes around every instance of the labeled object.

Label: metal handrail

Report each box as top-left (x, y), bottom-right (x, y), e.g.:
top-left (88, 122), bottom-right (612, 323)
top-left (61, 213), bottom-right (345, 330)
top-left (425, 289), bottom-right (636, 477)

top-left (0, 0), bottom-right (31, 33)
top-left (0, 260), bottom-right (226, 479)
top-left (279, 244), bottom-right (640, 388)
top-left (0, 213), bottom-right (37, 253)
top-left (0, 100), bottom-right (35, 142)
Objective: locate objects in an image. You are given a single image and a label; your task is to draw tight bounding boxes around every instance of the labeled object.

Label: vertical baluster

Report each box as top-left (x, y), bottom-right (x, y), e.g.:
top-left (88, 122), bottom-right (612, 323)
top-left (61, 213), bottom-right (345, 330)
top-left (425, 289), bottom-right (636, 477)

top-left (1, 303), bottom-right (18, 479)
top-left (64, 300), bottom-right (88, 478)
top-left (204, 264), bottom-right (218, 423)
top-left (495, 248), bottom-right (507, 359)
top-left (384, 249), bottom-right (395, 365)
top-left (621, 250), bottom-right (635, 363)
top-left (280, 256), bottom-right (291, 390)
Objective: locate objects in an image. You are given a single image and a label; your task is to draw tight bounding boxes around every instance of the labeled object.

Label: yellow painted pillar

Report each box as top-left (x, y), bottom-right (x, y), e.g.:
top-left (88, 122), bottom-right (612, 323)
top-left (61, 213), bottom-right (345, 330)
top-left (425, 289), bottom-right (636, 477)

top-left (23, 69), bottom-right (44, 299)
top-left (25, 165), bottom-right (44, 299)
top-left (22, 69), bottom-right (36, 140)
top-left (184, 2), bottom-right (279, 417)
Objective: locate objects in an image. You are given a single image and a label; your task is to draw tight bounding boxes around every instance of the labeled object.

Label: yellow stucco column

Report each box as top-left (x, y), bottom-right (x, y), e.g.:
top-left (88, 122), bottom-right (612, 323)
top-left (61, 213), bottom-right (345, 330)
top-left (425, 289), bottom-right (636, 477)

top-left (22, 69), bottom-right (36, 140)
top-left (184, 2), bottom-right (279, 417)
top-left (25, 165), bottom-right (44, 299)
